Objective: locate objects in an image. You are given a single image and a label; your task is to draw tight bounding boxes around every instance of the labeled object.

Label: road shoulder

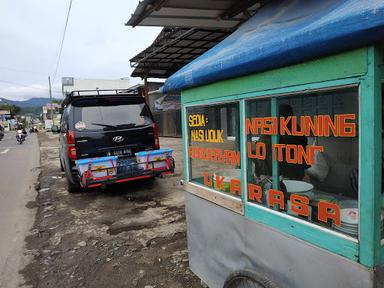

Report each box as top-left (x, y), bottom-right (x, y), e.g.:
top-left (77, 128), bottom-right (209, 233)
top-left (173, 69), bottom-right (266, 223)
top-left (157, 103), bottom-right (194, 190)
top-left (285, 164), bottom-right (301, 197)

top-left (21, 132), bottom-right (202, 288)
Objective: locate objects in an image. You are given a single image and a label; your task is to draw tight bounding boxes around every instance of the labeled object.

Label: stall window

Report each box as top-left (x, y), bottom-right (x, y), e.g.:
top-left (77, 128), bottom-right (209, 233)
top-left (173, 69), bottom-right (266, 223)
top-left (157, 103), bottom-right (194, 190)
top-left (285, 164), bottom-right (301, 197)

top-left (246, 99), bottom-right (273, 204)
top-left (246, 87), bottom-right (359, 237)
top-left (187, 103), bottom-right (241, 198)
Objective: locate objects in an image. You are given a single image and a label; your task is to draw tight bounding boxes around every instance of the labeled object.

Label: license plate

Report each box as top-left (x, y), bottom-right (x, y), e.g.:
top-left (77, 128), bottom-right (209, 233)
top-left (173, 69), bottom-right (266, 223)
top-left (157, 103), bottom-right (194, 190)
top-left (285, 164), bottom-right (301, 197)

top-left (113, 149), bottom-right (131, 156)
top-left (123, 149), bottom-right (132, 156)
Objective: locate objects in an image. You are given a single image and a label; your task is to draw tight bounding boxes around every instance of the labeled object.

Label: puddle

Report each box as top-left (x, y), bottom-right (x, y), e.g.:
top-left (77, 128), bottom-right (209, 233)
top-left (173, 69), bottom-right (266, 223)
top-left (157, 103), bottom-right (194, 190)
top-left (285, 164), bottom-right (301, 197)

top-left (26, 201), bottom-right (38, 209)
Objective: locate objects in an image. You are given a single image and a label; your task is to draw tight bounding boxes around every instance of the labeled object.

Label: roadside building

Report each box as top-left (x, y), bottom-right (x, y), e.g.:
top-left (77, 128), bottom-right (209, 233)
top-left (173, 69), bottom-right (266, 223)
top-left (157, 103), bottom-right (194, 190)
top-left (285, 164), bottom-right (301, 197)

top-left (42, 103), bottom-right (61, 121)
top-left (0, 110), bottom-right (11, 130)
top-left (61, 77), bottom-right (130, 96)
top-left (0, 110), bottom-right (11, 121)
top-left (42, 103), bottom-right (62, 130)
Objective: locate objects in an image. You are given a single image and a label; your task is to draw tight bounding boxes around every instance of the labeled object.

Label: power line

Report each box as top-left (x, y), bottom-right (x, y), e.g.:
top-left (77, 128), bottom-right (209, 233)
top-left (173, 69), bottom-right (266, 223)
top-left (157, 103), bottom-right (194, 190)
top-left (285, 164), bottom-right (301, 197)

top-left (0, 79), bottom-right (62, 93)
top-left (52, 0), bottom-right (73, 86)
top-left (0, 66), bottom-right (49, 76)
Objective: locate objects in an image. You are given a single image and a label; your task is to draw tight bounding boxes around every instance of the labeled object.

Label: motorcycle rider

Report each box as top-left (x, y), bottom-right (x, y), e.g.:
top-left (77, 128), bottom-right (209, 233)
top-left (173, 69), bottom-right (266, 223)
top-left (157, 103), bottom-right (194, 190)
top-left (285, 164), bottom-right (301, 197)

top-left (16, 123), bottom-right (27, 143)
top-left (0, 124), bottom-right (4, 141)
top-left (17, 123), bottom-right (27, 135)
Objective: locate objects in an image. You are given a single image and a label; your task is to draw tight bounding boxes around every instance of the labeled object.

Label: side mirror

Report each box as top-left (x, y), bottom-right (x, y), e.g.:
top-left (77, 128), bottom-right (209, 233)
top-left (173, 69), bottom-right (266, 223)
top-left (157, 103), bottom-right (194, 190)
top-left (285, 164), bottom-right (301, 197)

top-left (51, 125), bottom-right (60, 133)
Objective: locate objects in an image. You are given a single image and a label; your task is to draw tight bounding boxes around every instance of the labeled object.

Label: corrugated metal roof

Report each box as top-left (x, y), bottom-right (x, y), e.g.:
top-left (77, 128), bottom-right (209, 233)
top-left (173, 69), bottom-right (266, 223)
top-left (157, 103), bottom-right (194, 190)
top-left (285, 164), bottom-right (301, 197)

top-left (126, 0), bottom-right (267, 29)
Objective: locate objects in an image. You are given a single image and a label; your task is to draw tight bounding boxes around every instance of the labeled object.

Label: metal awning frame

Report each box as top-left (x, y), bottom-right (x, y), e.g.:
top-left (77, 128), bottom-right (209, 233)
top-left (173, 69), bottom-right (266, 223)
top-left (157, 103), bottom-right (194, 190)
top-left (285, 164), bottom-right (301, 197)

top-left (127, 0), bottom-right (270, 78)
top-left (130, 27), bottom-right (229, 79)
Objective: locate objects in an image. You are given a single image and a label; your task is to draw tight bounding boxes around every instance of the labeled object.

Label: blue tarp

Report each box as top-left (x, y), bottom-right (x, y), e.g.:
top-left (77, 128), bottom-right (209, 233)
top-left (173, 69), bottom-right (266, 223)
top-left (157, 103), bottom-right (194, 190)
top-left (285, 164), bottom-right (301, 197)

top-left (161, 0), bottom-right (384, 93)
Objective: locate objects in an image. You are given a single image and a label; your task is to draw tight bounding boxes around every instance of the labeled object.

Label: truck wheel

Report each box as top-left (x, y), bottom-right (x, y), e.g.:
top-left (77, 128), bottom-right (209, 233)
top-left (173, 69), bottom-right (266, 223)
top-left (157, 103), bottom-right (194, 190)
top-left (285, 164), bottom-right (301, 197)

top-left (224, 270), bottom-right (278, 288)
top-left (67, 178), bottom-right (81, 193)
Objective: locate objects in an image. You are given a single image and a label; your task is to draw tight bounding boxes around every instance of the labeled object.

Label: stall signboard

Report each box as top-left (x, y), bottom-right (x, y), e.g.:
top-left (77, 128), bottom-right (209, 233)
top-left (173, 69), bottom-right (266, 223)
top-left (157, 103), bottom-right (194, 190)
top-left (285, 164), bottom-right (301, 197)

top-left (245, 112), bottom-right (356, 227)
top-left (188, 103), bottom-right (241, 195)
top-left (44, 119), bottom-right (53, 130)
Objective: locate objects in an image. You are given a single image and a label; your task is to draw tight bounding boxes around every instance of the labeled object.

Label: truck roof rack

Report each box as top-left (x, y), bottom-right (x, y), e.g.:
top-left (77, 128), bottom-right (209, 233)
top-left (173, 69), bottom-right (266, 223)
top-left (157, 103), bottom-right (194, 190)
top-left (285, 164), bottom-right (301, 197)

top-left (62, 89), bottom-right (143, 107)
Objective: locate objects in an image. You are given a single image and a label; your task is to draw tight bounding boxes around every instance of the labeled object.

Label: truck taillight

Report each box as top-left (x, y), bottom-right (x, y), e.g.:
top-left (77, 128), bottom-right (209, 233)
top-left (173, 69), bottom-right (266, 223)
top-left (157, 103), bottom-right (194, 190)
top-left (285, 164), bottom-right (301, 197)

top-left (67, 130), bottom-right (77, 160)
top-left (153, 123), bottom-right (160, 149)
top-left (67, 130), bottom-right (75, 144)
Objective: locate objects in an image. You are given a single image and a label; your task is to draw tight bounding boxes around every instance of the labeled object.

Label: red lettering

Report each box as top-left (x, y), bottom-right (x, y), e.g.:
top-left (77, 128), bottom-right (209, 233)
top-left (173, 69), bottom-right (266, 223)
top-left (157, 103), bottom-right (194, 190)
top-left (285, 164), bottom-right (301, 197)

top-left (214, 149), bottom-right (221, 162)
top-left (203, 173), bottom-right (213, 187)
top-left (268, 189), bottom-right (285, 210)
top-left (339, 114), bottom-right (356, 137)
top-left (215, 175), bottom-right (225, 191)
top-left (290, 194), bottom-right (309, 217)
top-left (303, 116), bottom-right (319, 136)
top-left (309, 146), bottom-right (324, 165)
top-left (323, 115), bottom-right (339, 137)
top-left (188, 146), bottom-right (194, 158)
top-left (206, 148), bottom-right (213, 161)
top-left (198, 147), bottom-right (205, 159)
top-left (318, 201), bottom-right (341, 226)
top-left (273, 144), bottom-right (285, 162)
top-left (230, 179), bottom-right (242, 196)
top-left (291, 116), bottom-right (304, 136)
top-left (248, 184), bottom-right (263, 203)
top-left (285, 144), bottom-right (298, 164)
top-left (232, 151), bottom-right (241, 166)
top-left (297, 145), bottom-right (311, 165)
top-left (273, 117), bottom-right (278, 135)
top-left (263, 117), bottom-right (274, 135)
top-left (280, 116), bottom-right (291, 135)
top-left (248, 142), bottom-right (266, 160)
top-left (246, 118), bottom-right (264, 135)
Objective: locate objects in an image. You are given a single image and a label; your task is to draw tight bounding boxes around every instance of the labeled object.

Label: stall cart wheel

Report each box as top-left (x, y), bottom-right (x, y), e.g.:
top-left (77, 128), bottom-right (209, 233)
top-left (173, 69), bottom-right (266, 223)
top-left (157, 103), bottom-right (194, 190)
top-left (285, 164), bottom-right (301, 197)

top-left (59, 158), bottom-right (64, 172)
top-left (224, 270), bottom-right (278, 288)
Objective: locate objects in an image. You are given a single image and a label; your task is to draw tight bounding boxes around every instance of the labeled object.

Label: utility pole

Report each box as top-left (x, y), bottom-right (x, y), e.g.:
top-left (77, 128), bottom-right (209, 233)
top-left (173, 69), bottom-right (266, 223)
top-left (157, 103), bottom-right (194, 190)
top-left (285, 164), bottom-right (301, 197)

top-left (48, 76), bottom-right (53, 120)
top-left (143, 77), bottom-right (149, 104)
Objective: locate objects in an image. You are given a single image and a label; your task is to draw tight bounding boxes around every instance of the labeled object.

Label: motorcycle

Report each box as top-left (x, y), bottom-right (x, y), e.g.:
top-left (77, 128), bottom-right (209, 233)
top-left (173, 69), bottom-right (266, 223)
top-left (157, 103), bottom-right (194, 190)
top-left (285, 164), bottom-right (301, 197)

top-left (16, 130), bottom-right (26, 144)
top-left (30, 126), bottom-right (38, 133)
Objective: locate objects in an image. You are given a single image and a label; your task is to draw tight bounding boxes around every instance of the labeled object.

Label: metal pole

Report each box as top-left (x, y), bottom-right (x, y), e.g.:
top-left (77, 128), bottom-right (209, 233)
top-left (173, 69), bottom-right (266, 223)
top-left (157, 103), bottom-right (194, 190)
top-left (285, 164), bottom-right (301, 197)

top-left (48, 76), bottom-right (53, 120)
top-left (144, 77), bottom-right (149, 104)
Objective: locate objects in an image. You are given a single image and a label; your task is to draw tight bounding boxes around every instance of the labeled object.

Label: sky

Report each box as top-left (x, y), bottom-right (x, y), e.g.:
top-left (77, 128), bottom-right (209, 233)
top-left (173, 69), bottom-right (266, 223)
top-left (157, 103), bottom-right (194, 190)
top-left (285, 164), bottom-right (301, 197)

top-left (0, 0), bottom-right (162, 101)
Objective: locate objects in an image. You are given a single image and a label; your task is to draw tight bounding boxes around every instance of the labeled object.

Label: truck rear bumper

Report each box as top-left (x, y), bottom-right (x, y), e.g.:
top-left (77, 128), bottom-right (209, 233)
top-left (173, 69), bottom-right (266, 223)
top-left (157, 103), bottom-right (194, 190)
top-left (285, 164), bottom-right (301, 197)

top-left (77, 157), bottom-right (175, 188)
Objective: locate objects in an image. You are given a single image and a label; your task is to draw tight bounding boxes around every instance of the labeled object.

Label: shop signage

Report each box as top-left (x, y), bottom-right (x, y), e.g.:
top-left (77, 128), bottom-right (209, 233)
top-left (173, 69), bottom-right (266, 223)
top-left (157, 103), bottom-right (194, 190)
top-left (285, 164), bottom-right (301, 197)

top-left (188, 112), bottom-right (357, 228)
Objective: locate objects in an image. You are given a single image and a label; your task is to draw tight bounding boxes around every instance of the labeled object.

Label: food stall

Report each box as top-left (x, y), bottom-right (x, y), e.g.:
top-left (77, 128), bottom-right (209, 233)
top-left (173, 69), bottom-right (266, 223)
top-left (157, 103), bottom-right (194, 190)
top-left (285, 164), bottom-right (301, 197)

top-left (159, 1), bottom-right (384, 287)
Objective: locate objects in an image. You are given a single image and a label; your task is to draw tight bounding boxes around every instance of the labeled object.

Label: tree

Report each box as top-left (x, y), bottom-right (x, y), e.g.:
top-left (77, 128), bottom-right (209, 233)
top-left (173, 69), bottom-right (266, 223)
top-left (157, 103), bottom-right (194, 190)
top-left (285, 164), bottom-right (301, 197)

top-left (0, 104), bottom-right (21, 117)
top-left (52, 99), bottom-right (63, 105)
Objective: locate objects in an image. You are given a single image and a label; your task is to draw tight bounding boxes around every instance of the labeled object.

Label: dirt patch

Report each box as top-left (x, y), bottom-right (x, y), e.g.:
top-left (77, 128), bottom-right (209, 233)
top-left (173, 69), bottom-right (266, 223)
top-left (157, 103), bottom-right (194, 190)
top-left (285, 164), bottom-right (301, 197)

top-left (21, 132), bottom-right (202, 288)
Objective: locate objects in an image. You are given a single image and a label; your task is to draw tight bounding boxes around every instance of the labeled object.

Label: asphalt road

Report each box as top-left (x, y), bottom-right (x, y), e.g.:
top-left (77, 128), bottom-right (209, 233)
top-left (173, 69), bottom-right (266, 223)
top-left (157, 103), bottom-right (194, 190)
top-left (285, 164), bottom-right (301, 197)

top-left (0, 131), bottom-right (39, 288)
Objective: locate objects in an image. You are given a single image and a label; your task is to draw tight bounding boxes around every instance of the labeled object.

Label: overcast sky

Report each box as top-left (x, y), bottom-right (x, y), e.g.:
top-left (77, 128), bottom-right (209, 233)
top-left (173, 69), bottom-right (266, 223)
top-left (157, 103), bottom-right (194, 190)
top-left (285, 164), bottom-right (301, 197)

top-left (0, 0), bottom-right (161, 101)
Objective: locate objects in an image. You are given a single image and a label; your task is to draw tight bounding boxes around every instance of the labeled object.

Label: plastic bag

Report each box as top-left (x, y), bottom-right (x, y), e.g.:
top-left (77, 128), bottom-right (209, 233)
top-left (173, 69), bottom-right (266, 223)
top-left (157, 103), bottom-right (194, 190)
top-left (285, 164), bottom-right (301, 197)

top-left (305, 138), bottom-right (329, 182)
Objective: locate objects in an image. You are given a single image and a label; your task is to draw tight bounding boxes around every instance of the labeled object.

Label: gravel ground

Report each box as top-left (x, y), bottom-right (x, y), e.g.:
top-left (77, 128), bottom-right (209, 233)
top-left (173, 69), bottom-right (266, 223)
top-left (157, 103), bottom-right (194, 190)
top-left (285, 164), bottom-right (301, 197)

top-left (21, 132), bottom-right (203, 288)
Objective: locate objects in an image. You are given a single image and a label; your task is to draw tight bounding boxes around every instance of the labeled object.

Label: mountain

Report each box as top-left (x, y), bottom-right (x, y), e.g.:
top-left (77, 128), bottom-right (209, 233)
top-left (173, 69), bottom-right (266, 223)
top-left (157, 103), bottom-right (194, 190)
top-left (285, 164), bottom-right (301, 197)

top-left (0, 97), bottom-right (61, 108)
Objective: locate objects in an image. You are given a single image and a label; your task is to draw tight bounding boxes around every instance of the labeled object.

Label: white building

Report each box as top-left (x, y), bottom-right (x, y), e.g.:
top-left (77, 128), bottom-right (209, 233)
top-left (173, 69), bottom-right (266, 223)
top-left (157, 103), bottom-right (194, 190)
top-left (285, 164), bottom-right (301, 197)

top-left (62, 77), bottom-right (130, 95)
